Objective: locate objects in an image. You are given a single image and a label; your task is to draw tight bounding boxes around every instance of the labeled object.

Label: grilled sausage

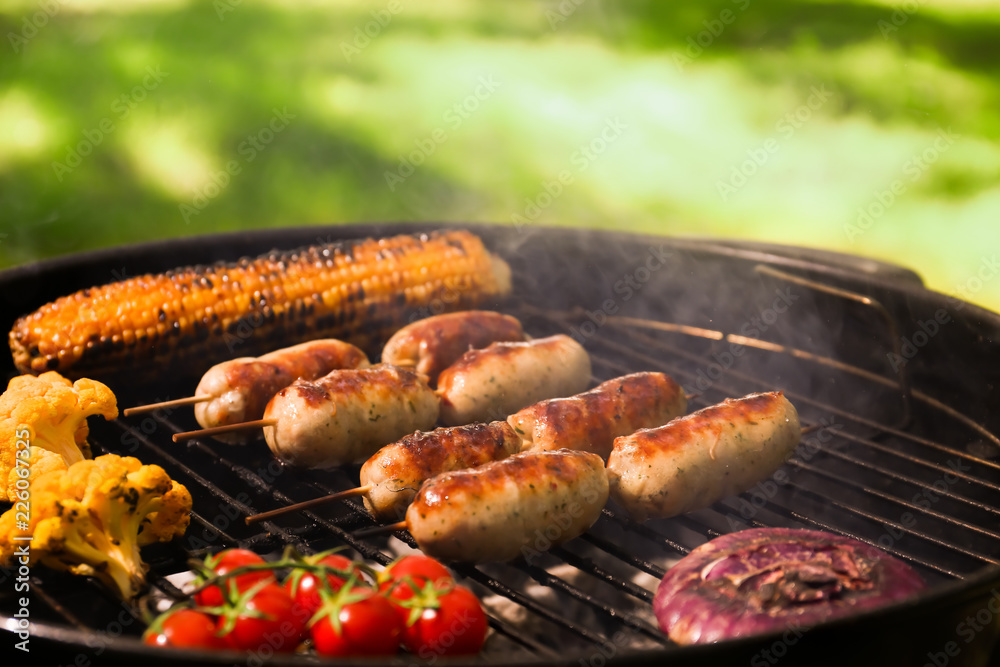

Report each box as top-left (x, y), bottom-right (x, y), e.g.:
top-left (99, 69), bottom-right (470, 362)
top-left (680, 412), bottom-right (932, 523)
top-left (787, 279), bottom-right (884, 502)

top-left (381, 311), bottom-right (526, 387)
top-left (263, 364), bottom-right (439, 468)
top-left (405, 449), bottom-right (609, 563)
top-left (436, 335), bottom-right (592, 426)
top-left (606, 391), bottom-right (800, 521)
top-left (510, 372), bottom-right (687, 460)
top-left (193, 339), bottom-right (370, 444)
top-left (360, 421), bottom-right (522, 522)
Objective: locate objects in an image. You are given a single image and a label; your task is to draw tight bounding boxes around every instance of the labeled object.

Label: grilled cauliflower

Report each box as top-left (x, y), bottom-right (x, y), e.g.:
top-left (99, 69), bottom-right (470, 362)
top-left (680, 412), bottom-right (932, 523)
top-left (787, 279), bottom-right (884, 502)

top-left (0, 454), bottom-right (192, 600)
top-left (0, 371), bottom-right (118, 501)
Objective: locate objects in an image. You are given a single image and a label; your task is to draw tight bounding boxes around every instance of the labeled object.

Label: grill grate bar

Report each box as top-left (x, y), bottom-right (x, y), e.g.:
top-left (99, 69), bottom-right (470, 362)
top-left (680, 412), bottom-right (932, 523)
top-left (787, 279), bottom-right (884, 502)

top-left (449, 563), bottom-right (621, 648)
top-left (785, 461), bottom-right (1000, 565)
top-left (519, 563), bottom-right (669, 643)
top-left (550, 547), bottom-right (656, 604)
top-left (31, 581), bottom-right (93, 632)
top-left (831, 430), bottom-right (1000, 495)
top-left (800, 445), bottom-right (1000, 521)
top-left (760, 486), bottom-right (969, 578)
top-left (599, 321), bottom-right (1000, 463)
top-left (785, 510), bottom-right (967, 580)
top-left (577, 532), bottom-right (668, 579)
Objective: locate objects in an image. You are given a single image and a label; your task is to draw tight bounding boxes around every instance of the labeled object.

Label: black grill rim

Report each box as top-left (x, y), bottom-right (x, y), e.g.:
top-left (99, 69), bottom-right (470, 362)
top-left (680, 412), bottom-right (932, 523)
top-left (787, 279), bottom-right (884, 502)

top-left (1, 222), bottom-right (999, 666)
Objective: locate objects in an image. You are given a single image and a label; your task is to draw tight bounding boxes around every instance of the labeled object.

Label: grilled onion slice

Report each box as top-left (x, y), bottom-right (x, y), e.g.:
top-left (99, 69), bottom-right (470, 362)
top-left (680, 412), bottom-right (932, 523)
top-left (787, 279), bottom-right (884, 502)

top-left (653, 528), bottom-right (926, 645)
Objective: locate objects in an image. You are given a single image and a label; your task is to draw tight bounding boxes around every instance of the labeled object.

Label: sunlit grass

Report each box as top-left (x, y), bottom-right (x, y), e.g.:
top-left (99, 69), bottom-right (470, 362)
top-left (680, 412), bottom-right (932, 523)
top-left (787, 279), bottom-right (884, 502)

top-left (0, 1), bottom-right (998, 311)
top-left (0, 89), bottom-right (53, 169)
top-left (120, 117), bottom-right (215, 200)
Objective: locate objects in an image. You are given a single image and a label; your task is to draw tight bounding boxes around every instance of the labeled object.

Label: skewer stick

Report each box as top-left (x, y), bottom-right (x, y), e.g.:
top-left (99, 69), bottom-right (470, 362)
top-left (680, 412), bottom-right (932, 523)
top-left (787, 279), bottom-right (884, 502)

top-left (800, 424), bottom-right (821, 436)
top-left (172, 419), bottom-right (276, 443)
top-left (355, 521), bottom-right (408, 538)
top-left (124, 395), bottom-right (211, 416)
top-left (245, 485), bottom-right (374, 525)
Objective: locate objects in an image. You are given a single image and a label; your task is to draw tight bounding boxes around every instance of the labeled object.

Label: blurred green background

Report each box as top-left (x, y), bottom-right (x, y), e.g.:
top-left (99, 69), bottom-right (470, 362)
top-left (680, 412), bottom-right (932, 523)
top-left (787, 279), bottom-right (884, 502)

top-left (1, 0), bottom-right (998, 312)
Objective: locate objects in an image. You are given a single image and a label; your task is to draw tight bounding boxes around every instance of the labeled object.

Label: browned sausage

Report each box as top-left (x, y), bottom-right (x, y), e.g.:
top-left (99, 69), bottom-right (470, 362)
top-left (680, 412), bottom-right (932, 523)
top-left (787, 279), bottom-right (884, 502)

top-left (509, 372), bottom-right (687, 460)
top-left (263, 364), bottom-right (439, 468)
top-left (381, 311), bottom-right (526, 387)
top-left (607, 391), bottom-right (801, 521)
top-left (436, 335), bottom-right (592, 425)
top-left (359, 421), bottom-right (522, 522)
top-left (405, 449), bottom-right (609, 562)
top-left (193, 339), bottom-right (370, 444)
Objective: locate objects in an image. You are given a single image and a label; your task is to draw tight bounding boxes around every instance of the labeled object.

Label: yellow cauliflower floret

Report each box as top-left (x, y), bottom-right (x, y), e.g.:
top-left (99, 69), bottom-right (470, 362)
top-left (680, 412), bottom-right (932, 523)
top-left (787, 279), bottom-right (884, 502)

top-left (0, 454), bottom-right (192, 600)
top-left (0, 371), bottom-right (118, 501)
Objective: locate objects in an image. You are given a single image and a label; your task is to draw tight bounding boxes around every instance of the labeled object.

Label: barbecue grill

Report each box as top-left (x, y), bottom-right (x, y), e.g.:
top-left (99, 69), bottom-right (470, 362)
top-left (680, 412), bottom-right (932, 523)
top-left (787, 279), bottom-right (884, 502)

top-left (1, 223), bottom-right (998, 666)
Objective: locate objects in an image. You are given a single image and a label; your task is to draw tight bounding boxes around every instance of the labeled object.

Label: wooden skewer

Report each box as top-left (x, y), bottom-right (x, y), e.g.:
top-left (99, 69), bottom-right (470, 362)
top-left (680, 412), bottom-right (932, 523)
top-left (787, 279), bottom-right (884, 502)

top-left (245, 485), bottom-right (373, 525)
top-left (800, 424), bottom-right (821, 436)
top-left (355, 521), bottom-right (407, 538)
top-left (123, 395), bottom-right (211, 416)
top-left (172, 419), bottom-right (276, 443)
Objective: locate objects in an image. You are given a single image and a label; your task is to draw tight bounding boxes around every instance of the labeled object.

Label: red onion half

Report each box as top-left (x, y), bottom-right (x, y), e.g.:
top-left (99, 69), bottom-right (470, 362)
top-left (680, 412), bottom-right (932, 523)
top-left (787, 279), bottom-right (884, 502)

top-left (653, 528), bottom-right (927, 645)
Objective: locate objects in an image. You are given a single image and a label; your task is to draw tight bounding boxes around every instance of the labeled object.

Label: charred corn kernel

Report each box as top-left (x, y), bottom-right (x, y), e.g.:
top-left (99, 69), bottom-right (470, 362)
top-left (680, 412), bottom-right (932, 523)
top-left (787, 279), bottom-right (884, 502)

top-left (9, 230), bottom-right (512, 381)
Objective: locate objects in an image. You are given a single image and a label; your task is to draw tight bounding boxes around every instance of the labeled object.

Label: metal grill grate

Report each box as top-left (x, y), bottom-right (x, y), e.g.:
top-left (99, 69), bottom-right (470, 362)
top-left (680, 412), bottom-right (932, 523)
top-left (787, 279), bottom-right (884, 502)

top-left (3, 227), bottom-right (1000, 665)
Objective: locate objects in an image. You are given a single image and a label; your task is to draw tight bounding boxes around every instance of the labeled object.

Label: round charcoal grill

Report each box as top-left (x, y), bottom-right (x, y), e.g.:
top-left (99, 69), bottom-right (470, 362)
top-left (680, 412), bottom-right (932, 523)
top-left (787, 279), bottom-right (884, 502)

top-left (1, 223), bottom-right (999, 666)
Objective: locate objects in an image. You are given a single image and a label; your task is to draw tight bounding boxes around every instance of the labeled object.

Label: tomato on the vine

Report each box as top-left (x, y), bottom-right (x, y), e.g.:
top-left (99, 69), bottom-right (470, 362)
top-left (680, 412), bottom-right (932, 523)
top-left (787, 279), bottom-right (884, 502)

top-left (285, 553), bottom-right (360, 621)
top-left (393, 581), bottom-right (489, 657)
top-left (379, 555), bottom-right (454, 606)
top-left (195, 548), bottom-right (276, 607)
top-left (143, 608), bottom-right (227, 650)
top-left (216, 582), bottom-right (307, 653)
top-left (310, 585), bottom-right (402, 657)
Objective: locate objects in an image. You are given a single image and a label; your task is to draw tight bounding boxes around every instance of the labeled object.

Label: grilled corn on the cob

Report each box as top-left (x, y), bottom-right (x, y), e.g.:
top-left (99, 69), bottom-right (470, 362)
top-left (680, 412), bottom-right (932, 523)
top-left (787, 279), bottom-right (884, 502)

top-left (9, 230), bottom-right (512, 381)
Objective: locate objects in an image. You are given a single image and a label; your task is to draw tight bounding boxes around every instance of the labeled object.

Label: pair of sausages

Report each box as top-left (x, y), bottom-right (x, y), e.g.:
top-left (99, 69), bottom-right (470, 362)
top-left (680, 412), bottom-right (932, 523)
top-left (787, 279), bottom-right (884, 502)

top-left (261, 313), bottom-right (594, 468)
top-left (187, 311), bottom-right (523, 443)
top-left (359, 390), bottom-right (800, 564)
top-left (359, 371), bottom-right (688, 522)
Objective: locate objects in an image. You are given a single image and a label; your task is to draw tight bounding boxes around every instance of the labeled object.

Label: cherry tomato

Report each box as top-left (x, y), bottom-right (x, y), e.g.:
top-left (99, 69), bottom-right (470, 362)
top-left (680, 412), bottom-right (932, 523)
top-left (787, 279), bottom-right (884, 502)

top-left (379, 555), bottom-right (454, 606)
top-left (399, 584), bottom-right (489, 657)
top-left (143, 608), bottom-right (227, 650)
top-left (195, 548), bottom-right (276, 608)
top-left (284, 553), bottom-right (359, 622)
top-left (310, 586), bottom-right (402, 657)
top-left (216, 582), bottom-right (307, 653)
